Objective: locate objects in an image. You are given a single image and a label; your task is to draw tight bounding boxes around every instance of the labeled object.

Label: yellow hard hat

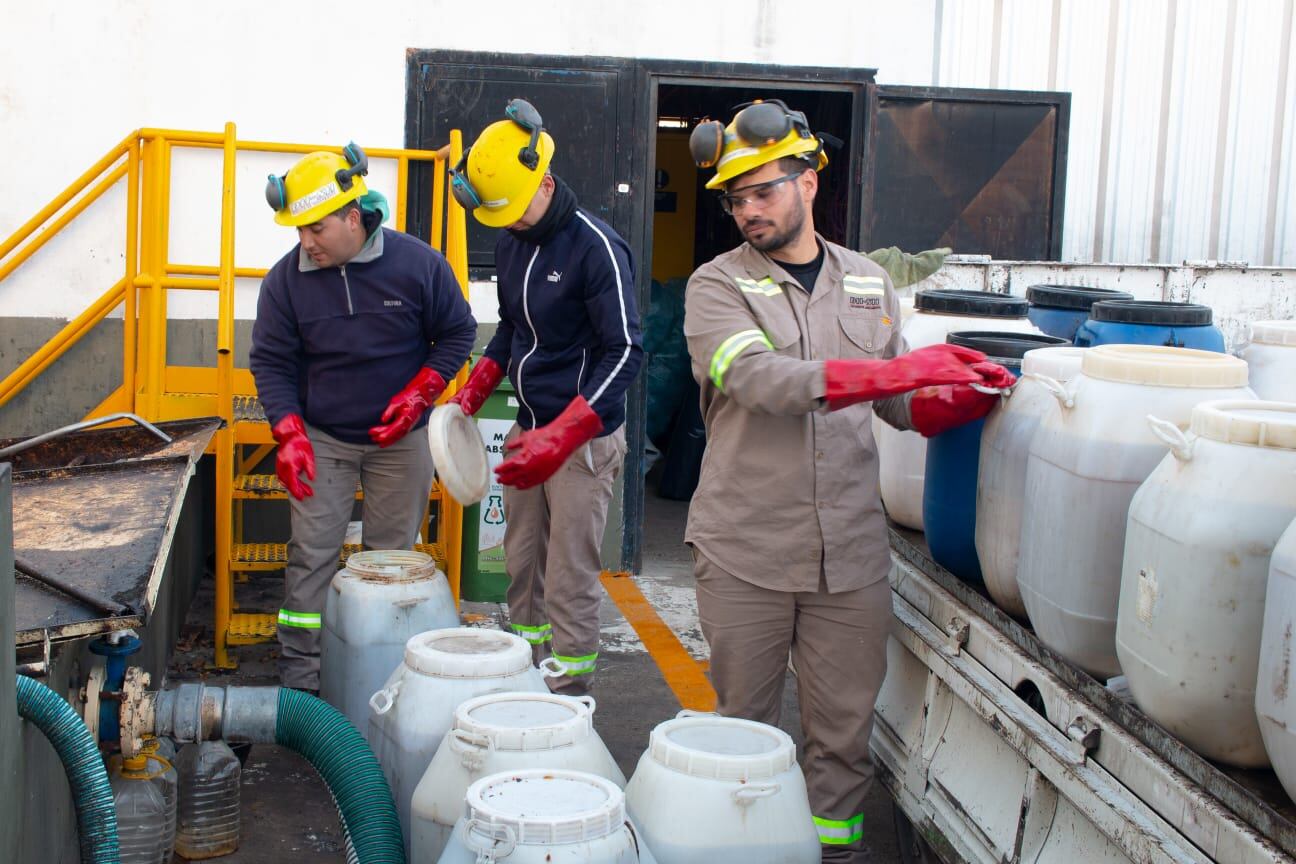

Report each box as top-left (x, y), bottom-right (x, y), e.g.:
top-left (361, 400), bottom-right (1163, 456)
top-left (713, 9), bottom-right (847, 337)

top-left (691, 100), bottom-right (828, 190)
top-left (266, 143), bottom-right (369, 227)
top-left (454, 100), bottom-right (555, 228)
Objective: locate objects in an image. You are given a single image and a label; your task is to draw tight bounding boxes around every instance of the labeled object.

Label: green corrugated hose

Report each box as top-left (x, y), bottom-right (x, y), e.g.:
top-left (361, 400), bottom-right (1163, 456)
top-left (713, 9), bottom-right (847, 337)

top-left (275, 687), bottom-right (405, 863)
top-left (16, 674), bottom-right (120, 864)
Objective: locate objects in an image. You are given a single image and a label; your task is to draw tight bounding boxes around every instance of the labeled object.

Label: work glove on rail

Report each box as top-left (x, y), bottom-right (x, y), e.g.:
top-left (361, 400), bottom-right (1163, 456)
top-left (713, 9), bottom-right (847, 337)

top-left (823, 343), bottom-right (988, 411)
top-left (496, 395), bottom-right (604, 490)
top-left (272, 414), bottom-right (316, 501)
top-left (368, 367), bottom-right (448, 448)
top-left (447, 356), bottom-right (505, 417)
top-left (911, 360), bottom-right (1016, 437)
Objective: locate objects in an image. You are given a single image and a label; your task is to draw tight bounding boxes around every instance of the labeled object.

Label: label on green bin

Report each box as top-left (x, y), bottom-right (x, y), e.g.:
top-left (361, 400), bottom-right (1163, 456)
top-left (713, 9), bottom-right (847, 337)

top-left (478, 417), bottom-right (512, 561)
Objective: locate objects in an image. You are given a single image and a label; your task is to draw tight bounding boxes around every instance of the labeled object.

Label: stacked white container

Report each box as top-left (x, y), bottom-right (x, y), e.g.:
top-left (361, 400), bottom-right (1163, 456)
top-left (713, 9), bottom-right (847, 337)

top-left (412, 692), bottom-right (626, 862)
top-left (976, 346), bottom-right (1087, 618)
top-left (1257, 517), bottom-right (1296, 800)
top-left (321, 549), bottom-right (459, 731)
top-left (1116, 401), bottom-right (1296, 766)
top-left (874, 289), bottom-right (1044, 530)
top-left (437, 770), bottom-right (653, 863)
top-left (1241, 320), bottom-right (1296, 401)
top-left (624, 714), bottom-right (819, 863)
top-left (1017, 346), bottom-right (1252, 678)
top-left (367, 628), bottom-right (556, 857)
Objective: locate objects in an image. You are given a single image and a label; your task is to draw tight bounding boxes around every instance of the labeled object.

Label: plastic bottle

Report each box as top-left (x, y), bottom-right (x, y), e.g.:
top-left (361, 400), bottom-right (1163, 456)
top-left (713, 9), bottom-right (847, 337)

top-left (140, 736), bottom-right (178, 857)
top-left (174, 740), bottom-right (241, 859)
top-left (110, 752), bottom-right (172, 864)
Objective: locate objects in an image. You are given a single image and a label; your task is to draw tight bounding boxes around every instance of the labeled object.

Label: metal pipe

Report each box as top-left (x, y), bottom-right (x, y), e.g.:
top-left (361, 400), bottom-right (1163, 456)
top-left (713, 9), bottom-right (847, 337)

top-left (132, 274), bottom-right (220, 291)
top-left (149, 683), bottom-right (279, 744)
top-left (124, 137), bottom-right (140, 406)
top-left (0, 412), bottom-right (171, 460)
top-left (14, 555), bottom-right (132, 617)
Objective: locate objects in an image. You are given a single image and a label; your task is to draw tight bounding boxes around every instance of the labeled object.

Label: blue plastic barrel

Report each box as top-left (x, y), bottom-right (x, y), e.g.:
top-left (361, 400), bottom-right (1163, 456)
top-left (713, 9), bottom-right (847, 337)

top-left (1074, 300), bottom-right (1225, 352)
top-left (1026, 285), bottom-right (1134, 341)
top-left (923, 331), bottom-right (1068, 585)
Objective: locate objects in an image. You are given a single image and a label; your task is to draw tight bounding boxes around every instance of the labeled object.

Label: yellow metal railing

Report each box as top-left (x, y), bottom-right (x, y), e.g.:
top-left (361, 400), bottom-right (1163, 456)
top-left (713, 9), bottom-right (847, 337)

top-left (0, 124), bottom-right (470, 667)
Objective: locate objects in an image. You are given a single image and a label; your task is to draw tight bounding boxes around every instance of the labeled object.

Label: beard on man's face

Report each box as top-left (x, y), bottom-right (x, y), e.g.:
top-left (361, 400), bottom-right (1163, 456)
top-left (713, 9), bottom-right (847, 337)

top-left (740, 193), bottom-right (806, 254)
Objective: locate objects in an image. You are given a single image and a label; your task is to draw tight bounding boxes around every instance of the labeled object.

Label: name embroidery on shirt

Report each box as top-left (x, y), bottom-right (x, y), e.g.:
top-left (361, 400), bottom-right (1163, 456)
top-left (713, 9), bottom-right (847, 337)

top-left (384, 300), bottom-right (403, 307)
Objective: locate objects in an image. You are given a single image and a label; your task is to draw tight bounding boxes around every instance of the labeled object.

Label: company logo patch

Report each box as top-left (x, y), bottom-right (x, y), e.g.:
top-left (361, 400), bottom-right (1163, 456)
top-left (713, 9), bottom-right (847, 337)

top-left (547, 271), bottom-right (562, 283)
top-left (384, 300), bottom-right (403, 307)
top-left (849, 294), bottom-right (883, 310)
top-left (289, 181), bottom-right (341, 216)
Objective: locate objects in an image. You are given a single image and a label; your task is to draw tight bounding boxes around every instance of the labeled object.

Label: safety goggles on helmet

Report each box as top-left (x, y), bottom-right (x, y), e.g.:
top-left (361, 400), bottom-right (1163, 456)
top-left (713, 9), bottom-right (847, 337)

top-left (449, 99), bottom-right (546, 212)
top-left (265, 142), bottom-right (369, 226)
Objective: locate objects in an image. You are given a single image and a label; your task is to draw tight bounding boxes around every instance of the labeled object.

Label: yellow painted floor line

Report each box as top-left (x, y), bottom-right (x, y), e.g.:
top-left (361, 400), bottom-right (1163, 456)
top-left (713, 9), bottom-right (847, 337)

top-left (600, 570), bottom-right (716, 712)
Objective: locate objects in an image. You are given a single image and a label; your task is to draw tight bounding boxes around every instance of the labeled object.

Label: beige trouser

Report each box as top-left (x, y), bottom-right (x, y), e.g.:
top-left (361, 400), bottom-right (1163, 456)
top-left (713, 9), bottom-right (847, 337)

top-left (694, 549), bottom-right (891, 863)
top-left (502, 425), bottom-right (626, 696)
top-left (278, 424), bottom-right (434, 690)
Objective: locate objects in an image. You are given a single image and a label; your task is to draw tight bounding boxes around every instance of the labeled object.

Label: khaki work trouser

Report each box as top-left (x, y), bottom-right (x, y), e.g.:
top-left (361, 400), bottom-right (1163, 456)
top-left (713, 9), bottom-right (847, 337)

top-left (693, 549), bottom-right (891, 864)
top-left (502, 425), bottom-right (626, 696)
top-left (278, 424), bottom-right (434, 690)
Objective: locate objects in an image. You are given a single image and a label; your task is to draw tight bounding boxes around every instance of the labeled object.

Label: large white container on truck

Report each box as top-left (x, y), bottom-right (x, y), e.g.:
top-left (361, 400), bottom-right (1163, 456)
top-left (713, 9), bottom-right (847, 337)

top-left (624, 714), bottom-right (819, 863)
top-left (1017, 345), bottom-right (1252, 678)
top-left (367, 628), bottom-right (556, 858)
top-left (874, 289), bottom-right (1043, 530)
top-left (1258, 517), bottom-right (1296, 803)
top-left (975, 345), bottom-right (1087, 618)
top-left (1116, 401), bottom-right (1296, 767)
top-left (436, 770), bottom-right (654, 864)
top-left (320, 550), bottom-right (459, 732)
top-left (1241, 320), bottom-right (1296, 402)
top-left (412, 691), bottom-right (625, 863)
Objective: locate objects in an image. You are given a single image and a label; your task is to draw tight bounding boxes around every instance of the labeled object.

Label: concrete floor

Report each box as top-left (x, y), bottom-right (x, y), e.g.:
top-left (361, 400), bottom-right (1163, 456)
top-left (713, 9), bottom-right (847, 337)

top-left (165, 488), bottom-right (901, 862)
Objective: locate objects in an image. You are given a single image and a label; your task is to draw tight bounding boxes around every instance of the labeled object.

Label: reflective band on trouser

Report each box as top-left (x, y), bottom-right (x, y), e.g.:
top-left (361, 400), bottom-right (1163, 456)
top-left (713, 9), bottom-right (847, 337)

top-left (512, 623), bottom-right (553, 645)
top-left (552, 652), bottom-right (598, 677)
top-left (710, 329), bottom-right (774, 391)
top-left (277, 609), bottom-right (321, 629)
top-left (814, 814), bottom-right (864, 845)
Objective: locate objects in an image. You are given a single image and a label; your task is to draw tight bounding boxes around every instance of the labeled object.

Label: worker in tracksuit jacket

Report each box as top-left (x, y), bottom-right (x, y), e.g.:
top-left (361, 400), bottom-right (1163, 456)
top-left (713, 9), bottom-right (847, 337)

top-left (683, 101), bottom-right (1013, 862)
top-left (250, 145), bottom-right (476, 692)
top-left (447, 100), bottom-right (643, 695)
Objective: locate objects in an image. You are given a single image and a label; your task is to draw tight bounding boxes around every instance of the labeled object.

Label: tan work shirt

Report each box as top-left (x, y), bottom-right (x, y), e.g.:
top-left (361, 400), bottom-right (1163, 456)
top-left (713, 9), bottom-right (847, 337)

top-left (683, 236), bottom-right (911, 593)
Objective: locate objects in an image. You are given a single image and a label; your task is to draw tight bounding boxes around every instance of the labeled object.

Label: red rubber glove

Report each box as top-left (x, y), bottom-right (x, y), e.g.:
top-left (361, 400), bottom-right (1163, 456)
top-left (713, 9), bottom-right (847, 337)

top-left (369, 367), bottom-right (448, 448)
top-left (495, 396), bottom-right (604, 490)
top-left (824, 344), bottom-right (987, 411)
top-left (448, 356), bottom-right (505, 417)
top-left (910, 361), bottom-right (1016, 437)
top-left (272, 414), bottom-right (316, 501)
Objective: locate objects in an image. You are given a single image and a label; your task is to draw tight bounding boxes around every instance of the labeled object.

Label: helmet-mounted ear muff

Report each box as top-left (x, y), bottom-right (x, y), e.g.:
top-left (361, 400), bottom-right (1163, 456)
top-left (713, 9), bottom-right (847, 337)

top-left (688, 99), bottom-right (823, 171)
top-left (449, 99), bottom-right (548, 211)
top-left (689, 120), bottom-right (726, 169)
top-left (264, 141), bottom-right (368, 212)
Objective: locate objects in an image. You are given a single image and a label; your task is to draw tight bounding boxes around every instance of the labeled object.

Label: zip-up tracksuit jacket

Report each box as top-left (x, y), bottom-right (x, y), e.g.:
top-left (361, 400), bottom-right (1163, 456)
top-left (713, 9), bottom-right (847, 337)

top-left (483, 207), bottom-right (643, 694)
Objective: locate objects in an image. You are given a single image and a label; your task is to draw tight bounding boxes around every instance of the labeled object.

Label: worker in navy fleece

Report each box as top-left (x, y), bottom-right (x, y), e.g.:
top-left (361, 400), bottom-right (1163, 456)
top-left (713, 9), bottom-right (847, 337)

top-left (250, 145), bottom-right (475, 692)
top-left (448, 103), bottom-right (642, 694)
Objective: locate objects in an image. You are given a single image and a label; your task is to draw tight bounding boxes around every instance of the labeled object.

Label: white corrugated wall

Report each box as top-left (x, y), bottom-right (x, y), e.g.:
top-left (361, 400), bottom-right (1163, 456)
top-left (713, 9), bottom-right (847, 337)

top-left (928, 0), bottom-right (1296, 266)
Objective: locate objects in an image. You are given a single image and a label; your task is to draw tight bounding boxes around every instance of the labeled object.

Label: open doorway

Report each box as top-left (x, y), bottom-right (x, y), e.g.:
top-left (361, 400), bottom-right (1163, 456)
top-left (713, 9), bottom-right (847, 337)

top-left (641, 82), bottom-right (860, 544)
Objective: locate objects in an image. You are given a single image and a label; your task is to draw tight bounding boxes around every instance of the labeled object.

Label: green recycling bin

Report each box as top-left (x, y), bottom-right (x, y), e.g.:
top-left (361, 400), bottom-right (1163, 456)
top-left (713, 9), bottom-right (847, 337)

top-left (459, 371), bottom-right (518, 602)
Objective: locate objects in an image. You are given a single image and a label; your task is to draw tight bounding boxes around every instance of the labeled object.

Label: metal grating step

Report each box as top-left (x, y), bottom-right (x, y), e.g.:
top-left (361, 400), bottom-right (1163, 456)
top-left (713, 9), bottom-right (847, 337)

top-left (233, 394), bottom-right (266, 423)
top-left (231, 542), bottom-right (446, 571)
top-left (226, 612), bottom-right (277, 645)
top-left (233, 473), bottom-right (442, 500)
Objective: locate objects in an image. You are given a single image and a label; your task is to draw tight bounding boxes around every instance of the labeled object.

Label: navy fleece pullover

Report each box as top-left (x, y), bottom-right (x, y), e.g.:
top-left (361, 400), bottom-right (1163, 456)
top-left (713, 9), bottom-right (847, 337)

top-left (250, 228), bottom-right (476, 444)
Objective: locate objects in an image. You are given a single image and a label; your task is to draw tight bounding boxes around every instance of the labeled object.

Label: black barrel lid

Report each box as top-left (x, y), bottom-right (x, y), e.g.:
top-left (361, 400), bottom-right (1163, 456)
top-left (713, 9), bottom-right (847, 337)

top-left (1026, 284), bottom-right (1135, 311)
top-left (946, 330), bottom-right (1069, 363)
top-left (914, 289), bottom-right (1028, 318)
top-left (1089, 300), bottom-right (1214, 326)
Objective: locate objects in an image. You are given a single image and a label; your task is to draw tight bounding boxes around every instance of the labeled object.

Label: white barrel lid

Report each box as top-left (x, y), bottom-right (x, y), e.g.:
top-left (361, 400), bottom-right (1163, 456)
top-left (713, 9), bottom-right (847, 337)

top-left (404, 628), bottom-right (533, 679)
top-left (647, 716), bottom-right (796, 781)
top-left (1021, 345), bottom-right (1087, 382)
top-left (1081, 344), bottom-right (1249, 389)
top-left (455, 691), bottom-right (594, 750)
top-left (466, 770), bottom-right (625, 845)
top-left (1191, 400), bottom-right (1296, 450)
top-left (428, 403), bottom-right (490, 505)
top-left (340, 549), bottom-right (439, 583)
top-left (1251, 320), bottom-right (1296, 346)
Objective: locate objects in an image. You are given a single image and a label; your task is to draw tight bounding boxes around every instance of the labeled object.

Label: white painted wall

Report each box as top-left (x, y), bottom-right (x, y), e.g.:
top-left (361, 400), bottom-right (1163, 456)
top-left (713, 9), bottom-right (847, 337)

top-left (1, 0), bottom-right (1293, 325)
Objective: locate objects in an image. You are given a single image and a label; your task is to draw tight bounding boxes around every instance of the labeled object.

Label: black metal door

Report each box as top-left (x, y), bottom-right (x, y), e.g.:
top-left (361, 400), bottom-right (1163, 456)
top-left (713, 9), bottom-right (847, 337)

top-left (406, 51), bottom-right (635, 277)
top-left (861, 85), bottom-right (1070, 260)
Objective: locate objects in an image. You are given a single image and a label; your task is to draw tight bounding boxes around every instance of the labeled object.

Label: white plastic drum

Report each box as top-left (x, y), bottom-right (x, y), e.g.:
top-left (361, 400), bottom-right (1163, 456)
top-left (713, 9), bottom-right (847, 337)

top-left (976, 347), bottom-right (1087, 618)
top-left (1017, 346), bottom-right (1252, 678)
top-left (412, 692), bottom-right (626, 863)
top-left (1241, 320), bottom-right (1296, 402)
top-left (1116, 401), bottom-right (1296, 766)
top-left (624, 714), bottom-right (820, 863)
top-left (874, 290), bottom-right (1043, 530)
top-left (366, 628), bottom-right (555, 858)
top-left (320, 550), bottom-right (459, 732)
top-left (1257, 518), bottom-right (1296, 800)
top-left (436, 770), bottom-right (653, 864)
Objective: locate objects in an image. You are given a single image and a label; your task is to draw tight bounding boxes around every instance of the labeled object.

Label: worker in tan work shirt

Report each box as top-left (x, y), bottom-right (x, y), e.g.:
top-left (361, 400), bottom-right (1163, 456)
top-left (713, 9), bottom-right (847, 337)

top-left (683, 100), bottom-right (1013, 862)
